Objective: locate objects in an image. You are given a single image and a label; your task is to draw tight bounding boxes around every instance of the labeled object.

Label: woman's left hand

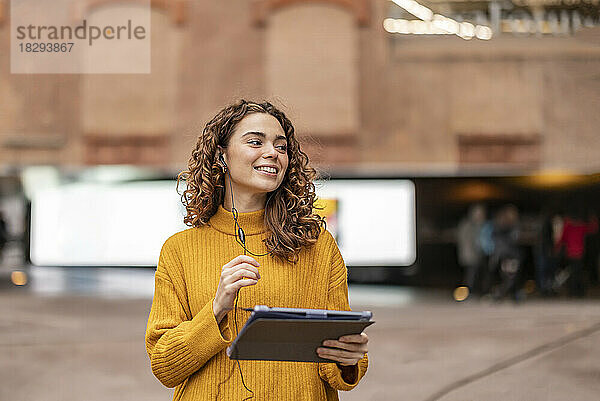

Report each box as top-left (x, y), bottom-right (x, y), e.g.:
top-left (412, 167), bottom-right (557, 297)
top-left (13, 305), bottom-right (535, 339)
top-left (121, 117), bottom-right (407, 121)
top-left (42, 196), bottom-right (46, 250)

top-left (317, 333), bottom-right (368, 366)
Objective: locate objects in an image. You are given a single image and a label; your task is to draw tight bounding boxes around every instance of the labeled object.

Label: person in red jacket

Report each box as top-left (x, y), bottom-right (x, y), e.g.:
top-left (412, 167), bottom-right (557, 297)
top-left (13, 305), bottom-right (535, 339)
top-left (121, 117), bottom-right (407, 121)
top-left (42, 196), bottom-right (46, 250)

top-left (555, 210), bottom-right (598, 297)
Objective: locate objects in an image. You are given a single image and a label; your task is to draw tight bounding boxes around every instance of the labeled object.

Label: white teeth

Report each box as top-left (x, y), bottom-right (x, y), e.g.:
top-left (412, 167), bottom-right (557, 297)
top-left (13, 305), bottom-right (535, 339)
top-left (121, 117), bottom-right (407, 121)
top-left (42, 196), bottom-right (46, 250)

top-left (255, 166), bottom-right (277, 174)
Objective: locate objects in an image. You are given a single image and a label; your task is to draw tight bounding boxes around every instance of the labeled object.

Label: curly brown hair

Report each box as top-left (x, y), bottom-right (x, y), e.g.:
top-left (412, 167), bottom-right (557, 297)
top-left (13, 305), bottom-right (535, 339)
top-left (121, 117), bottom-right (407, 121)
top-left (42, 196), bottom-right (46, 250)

top-left (177, 99), bottom-right (326, 263)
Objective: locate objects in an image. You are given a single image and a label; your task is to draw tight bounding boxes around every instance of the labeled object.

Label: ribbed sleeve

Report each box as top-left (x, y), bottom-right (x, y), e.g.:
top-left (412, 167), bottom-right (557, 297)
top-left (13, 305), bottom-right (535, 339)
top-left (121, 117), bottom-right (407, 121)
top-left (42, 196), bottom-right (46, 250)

top-left (145, 241), bottom-right (232, 388)
top-left (318, 234), bottom-right (369, 391)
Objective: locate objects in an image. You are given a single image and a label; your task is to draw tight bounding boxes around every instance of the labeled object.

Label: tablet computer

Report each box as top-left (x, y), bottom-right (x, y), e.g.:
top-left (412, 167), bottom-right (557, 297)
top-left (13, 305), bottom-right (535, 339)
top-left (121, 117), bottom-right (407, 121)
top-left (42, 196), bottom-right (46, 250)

top-left (227, 305), bottom-right (374, 363)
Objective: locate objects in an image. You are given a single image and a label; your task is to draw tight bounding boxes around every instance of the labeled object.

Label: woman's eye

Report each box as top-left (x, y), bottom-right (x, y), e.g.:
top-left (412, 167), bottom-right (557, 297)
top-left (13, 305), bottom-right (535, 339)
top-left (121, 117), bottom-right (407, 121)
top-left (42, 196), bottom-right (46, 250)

top-left (277, 145), bottom-right (288, 152)
top-left (248, 140), bottom-right (262, 146)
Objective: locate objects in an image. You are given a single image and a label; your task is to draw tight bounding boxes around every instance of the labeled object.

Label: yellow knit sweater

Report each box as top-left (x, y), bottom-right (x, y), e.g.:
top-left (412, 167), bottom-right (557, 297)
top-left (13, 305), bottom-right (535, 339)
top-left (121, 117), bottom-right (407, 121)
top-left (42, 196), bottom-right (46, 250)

top-left (145, 205), bottom-right (369, 400)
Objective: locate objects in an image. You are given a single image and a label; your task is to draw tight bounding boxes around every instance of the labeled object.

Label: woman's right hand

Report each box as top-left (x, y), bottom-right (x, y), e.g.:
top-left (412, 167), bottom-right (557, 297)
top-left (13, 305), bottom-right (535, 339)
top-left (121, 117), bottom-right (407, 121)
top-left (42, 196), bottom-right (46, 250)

top-left (213, 255), bottom-right (261, 324)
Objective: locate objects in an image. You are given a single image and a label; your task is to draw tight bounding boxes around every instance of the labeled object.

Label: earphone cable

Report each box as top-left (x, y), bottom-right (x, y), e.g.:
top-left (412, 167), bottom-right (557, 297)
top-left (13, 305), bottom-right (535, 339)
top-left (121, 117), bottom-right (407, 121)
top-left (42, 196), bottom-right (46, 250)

top-left (227, 173), bottom-right (279, 256)
top-left (229, 173), bottom-right (254, 400)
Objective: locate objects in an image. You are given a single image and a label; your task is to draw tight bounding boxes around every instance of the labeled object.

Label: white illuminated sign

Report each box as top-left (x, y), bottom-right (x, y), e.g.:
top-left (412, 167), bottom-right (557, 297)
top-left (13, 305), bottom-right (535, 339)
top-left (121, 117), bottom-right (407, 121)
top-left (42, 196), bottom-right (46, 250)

top-left (315, 179), bottom-right (416, 266)
top-left (31, 181), bottom-right (187, 266)
top-left (31, 179), bottom-right (416, 267)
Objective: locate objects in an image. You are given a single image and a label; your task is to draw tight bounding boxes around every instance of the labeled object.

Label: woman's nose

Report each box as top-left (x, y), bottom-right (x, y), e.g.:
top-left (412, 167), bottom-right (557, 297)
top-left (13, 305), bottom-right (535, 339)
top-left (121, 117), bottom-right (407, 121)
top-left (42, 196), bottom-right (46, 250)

top-left (263, 144), bottom-right (279, 158)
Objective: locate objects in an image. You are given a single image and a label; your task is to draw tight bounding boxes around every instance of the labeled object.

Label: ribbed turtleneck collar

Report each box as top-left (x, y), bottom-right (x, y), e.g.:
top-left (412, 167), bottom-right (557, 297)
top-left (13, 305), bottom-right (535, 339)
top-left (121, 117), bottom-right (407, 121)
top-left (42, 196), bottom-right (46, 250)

top-left (208, 204), bottom-right (267, 236)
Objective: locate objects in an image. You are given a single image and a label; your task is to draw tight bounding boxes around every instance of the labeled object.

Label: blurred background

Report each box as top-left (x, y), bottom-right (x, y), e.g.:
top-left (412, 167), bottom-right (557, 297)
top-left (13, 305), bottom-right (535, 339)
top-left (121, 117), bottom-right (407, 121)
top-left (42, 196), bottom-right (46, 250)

top-left (1, 0), bottom-right (599, 400)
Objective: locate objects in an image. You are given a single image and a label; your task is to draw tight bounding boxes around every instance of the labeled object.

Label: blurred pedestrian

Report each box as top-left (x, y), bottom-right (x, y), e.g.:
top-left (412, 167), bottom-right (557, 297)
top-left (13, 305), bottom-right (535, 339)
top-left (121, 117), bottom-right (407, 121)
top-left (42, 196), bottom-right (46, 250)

top-left (0, 210), bottom-right (8, 263)
top-left (457, 204), bottom-right (486, 294)
top-left (479, 210), bottom-right (497, 297)
top-left (534, 210), bottom-right (559, 297)
top-left (555, 208), bottom-right (598, 297)
top-left (583, 211), bottom-right (600, 287)
top-left (483, 205), bottom-right (522, 301)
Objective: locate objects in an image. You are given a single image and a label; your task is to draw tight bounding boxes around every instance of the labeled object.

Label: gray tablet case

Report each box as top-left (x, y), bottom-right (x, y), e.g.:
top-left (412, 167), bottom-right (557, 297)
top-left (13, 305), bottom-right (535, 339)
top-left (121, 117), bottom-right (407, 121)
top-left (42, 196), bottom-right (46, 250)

top-left (226, 306), bottom-right (374, 363)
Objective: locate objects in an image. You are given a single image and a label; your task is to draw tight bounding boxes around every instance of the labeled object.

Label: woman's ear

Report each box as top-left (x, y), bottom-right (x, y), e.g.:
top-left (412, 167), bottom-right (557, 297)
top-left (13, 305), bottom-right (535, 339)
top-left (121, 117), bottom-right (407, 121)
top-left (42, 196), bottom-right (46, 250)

top-left (216, 147), bottom-right (228, 170)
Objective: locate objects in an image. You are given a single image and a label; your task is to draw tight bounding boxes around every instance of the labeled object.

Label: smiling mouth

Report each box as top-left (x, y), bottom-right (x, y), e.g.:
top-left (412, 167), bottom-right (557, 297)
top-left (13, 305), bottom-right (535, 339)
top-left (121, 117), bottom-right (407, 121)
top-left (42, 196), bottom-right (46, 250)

top-left (254, 167), bottom-right (278, 176)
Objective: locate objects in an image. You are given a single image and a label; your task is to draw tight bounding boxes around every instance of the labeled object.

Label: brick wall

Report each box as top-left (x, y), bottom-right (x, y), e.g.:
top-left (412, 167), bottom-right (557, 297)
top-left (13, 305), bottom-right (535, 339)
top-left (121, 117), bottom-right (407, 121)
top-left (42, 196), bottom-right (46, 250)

top-left (0, 0), bottom-right (599, 173)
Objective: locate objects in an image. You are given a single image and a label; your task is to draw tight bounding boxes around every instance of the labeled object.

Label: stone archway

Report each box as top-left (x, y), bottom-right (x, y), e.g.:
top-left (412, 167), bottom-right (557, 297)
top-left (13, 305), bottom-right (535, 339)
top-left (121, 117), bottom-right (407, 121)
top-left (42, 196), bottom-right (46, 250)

top-left (0, 0), bottom-right (5, 25)
top-left (80, 2), bottom-right (184, 165)
top-left (75, 0), bottom-right (187, 25)
top-left (252, 0), bottom-right (370, 27)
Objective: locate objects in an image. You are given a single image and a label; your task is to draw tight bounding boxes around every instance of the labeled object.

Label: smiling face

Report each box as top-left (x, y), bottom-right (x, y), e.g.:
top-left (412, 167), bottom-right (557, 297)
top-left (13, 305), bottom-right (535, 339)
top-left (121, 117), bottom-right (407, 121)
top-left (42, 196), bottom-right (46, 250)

top-left (220, 112), bottom-right (289, 210)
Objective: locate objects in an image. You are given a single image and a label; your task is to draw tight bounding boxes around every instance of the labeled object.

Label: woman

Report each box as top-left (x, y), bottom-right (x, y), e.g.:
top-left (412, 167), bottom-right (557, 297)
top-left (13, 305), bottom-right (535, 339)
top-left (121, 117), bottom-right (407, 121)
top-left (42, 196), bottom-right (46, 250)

top-left (145, 100), bottom-right (369, 400)
top-left (555, 207), bottom-right (598, 297)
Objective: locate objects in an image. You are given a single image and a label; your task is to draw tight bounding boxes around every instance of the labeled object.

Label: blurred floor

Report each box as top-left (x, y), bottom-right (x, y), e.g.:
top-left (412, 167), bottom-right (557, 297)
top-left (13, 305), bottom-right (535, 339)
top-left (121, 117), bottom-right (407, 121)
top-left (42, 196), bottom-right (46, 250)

top-left (0, 266), bottom-right (599, 401)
